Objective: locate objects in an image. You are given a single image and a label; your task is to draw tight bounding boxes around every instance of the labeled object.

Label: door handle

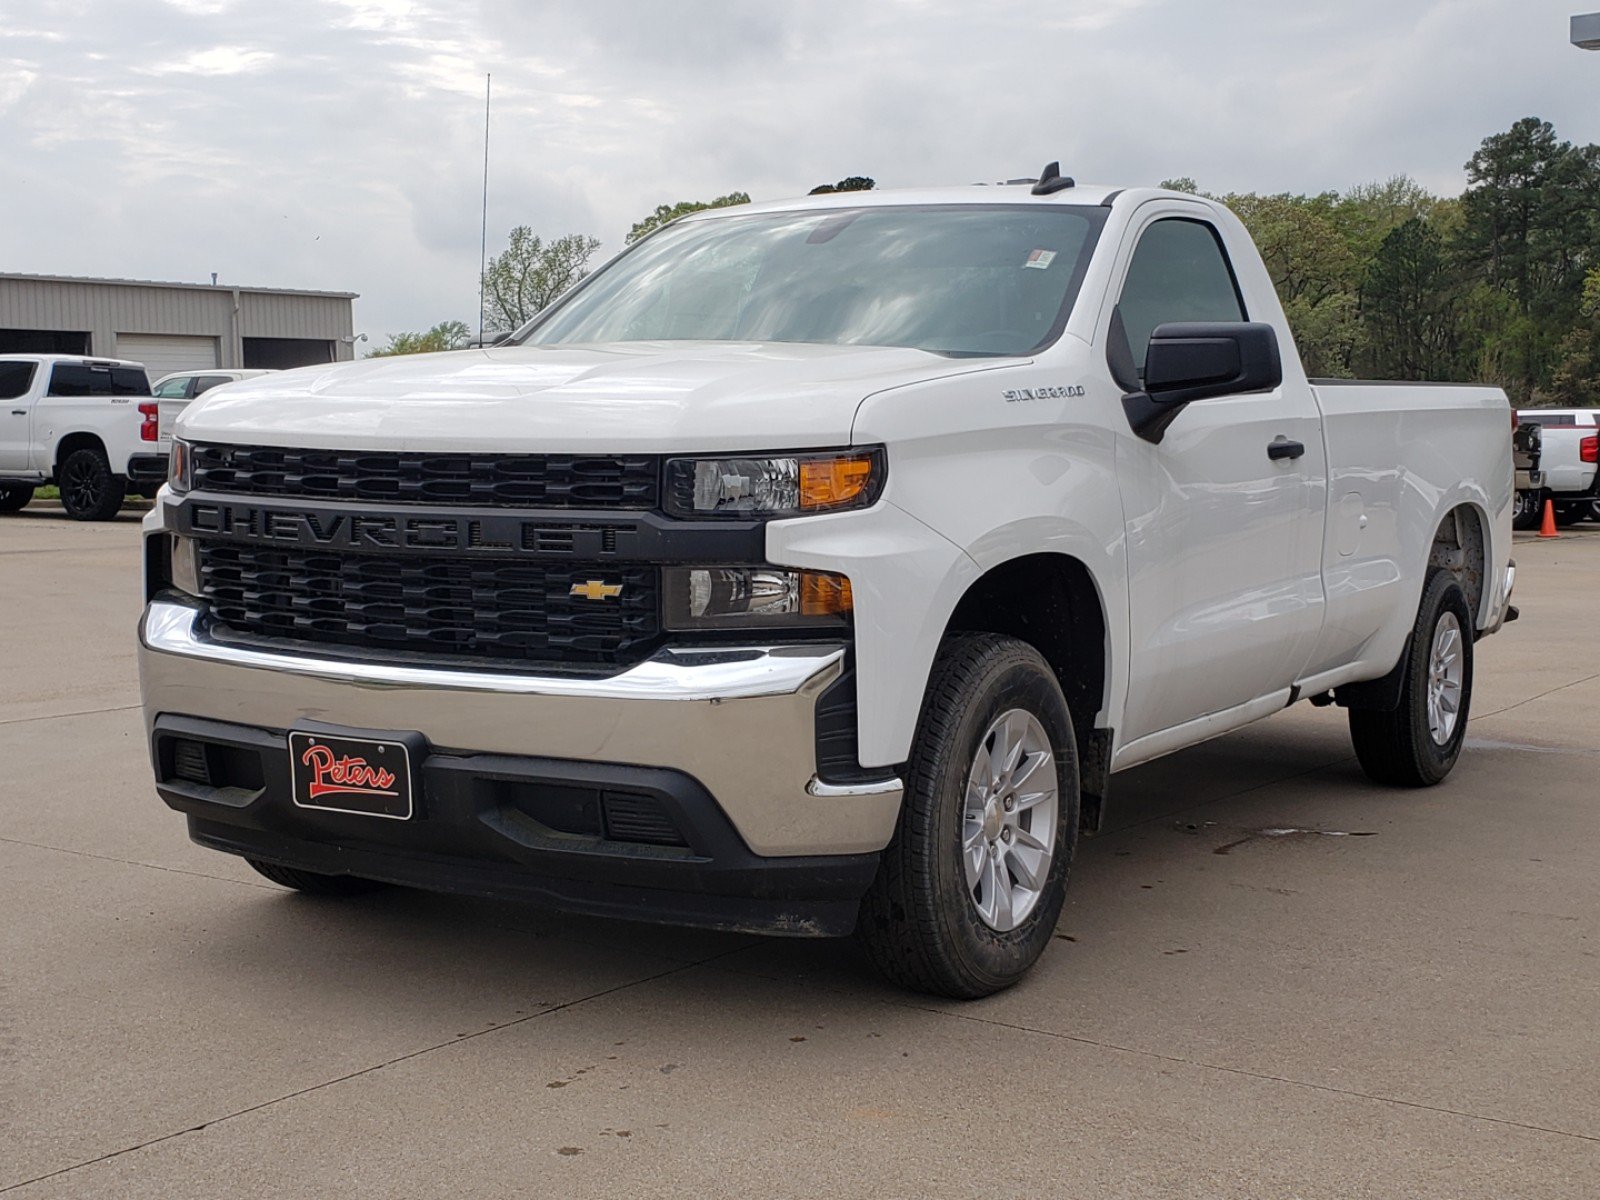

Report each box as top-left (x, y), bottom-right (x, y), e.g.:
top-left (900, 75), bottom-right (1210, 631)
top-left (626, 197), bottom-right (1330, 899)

top-left (10, 410), bottom-right (24, 416)
top-left (1267, 438), bottom-right (1305, 462)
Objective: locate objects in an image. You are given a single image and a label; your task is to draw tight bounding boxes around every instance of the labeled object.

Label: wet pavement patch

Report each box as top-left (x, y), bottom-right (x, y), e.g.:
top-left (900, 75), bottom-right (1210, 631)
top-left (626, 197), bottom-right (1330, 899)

top-left (1212, 827), bottom-right (1378, 855)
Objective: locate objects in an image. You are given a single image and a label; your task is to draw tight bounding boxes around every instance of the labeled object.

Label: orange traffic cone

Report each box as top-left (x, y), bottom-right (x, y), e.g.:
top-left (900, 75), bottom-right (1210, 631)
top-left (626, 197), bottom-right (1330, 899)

top-left (1539, 498), bottom-right (1559, 539)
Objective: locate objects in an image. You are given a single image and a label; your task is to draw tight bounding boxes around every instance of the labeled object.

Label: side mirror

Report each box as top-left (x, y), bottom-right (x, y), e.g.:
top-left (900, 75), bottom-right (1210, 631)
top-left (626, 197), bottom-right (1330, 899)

top-left (1121, 321), bottom-right (1283, 444)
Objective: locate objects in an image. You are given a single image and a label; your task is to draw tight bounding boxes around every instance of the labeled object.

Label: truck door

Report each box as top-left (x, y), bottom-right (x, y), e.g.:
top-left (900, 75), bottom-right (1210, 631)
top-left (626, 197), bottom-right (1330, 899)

top-left (1109, 211), bottom-right (1326, 745)
top-left (0, 361), bottom-right (39, 472)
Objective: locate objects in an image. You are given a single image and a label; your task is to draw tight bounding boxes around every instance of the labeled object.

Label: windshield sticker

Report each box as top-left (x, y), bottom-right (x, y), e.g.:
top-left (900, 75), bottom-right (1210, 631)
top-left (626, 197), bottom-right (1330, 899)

top-left (1023, 249), bottom-right (1057, 270)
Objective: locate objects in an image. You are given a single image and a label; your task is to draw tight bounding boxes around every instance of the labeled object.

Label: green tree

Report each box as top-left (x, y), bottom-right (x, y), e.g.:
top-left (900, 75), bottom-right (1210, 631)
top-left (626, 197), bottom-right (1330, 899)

top-left (626, 192), bottom-right (751, 245)
top-left (1358, 218), bottom-right (1464, 380)
top-left (481, 230), bottom-right (601, 332)
top-left (1456, 117), bottom-right (1600, 400)
top-left (369, 320), bottom-right (471, 357)
top-left (808, 176), bottom-right (876, 194)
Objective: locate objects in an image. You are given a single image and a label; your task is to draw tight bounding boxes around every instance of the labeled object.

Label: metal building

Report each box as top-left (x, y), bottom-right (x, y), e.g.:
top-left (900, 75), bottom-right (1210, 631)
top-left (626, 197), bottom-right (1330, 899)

top-left (0, 274), bottom-right (359, 378)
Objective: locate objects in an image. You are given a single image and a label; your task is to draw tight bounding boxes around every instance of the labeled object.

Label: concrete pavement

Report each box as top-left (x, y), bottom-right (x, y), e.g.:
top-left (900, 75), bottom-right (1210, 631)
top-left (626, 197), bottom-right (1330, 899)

top-left (2, 508), bottom-right (1598, 1197)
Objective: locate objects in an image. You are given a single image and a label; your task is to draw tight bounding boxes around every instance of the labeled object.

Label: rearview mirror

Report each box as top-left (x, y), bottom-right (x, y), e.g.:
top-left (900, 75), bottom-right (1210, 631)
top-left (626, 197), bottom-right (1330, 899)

top-left (1122, 322), bottom-right (1283, 444)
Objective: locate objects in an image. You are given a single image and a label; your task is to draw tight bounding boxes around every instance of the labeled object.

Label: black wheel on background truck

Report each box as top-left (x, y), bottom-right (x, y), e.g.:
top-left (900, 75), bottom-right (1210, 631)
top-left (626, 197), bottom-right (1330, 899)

top-left (857, 633), bottom-right (1079, 999)
top-left (1553, 500), bottom-right (1589, 528)
top-left (1348, 568), bottom-right (1473, 788)
top-left (0, 485), bottom-right (33, 513)
top-left (1510, 490), bottom-right (1542, 531)
top-left (246, 858), bottom-right (389, 896)
top-left (58, 447), bottom-right (125, 521)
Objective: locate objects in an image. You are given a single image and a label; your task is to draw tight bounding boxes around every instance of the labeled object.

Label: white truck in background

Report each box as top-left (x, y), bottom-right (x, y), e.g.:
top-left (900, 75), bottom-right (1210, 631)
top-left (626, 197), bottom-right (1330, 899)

top-left (0, 354), bottom-right (164, 519)
top-left (1517, 408), bottom-right (1598, 527)
top-left (151, 369), bottom-right (276, 457)
top-left (138, 172), bottom-right (1517, 997)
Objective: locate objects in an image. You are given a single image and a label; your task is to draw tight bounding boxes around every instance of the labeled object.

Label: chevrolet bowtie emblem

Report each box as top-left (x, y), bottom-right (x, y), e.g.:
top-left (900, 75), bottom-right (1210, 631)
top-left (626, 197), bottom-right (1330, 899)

top-left (569, 580), bottom-right (623, 601)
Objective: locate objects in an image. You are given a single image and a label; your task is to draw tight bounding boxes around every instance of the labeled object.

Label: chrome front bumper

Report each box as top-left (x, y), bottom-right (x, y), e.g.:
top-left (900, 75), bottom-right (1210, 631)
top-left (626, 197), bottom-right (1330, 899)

top-left (138, 598), bottom-right (902, 857)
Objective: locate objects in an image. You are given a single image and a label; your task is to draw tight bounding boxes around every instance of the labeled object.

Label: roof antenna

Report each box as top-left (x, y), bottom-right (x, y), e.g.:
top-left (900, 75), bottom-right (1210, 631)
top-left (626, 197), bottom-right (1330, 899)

top-left (1031, 162), bottom-right (1075, 196)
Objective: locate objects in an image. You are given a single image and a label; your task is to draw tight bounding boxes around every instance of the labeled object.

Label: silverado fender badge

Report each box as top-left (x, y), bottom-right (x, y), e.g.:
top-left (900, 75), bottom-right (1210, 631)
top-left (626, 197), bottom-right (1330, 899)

top-left (1003, 385), bottom-right (1085, 402)
top-left (570, 581), bottom-right (624, 601)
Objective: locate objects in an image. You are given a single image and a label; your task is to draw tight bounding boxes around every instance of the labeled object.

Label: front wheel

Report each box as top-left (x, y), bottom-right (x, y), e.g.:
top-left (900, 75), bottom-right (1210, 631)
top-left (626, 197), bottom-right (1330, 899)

top-left (857, 634), bottom-right (1079, 999)
top-left (0, 485), bottom-right (34, 513)
top-left (1553, 501), bottom-right (1589, 528)
top-left (58, 448), bottom-right (125, 521)
top-left (1348, 568), bottom-right (1473, 787)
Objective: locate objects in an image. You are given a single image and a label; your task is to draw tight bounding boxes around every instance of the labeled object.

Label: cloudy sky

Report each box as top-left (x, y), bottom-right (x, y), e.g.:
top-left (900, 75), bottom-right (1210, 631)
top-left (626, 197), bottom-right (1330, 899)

top-left (3, 0), bottom-right (1597, 343)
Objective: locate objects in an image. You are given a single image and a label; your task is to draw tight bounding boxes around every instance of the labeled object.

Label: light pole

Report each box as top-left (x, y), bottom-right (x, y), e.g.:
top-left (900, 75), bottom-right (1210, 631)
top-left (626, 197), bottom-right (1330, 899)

top-left (1573, 13), bottom-right (1600, 48)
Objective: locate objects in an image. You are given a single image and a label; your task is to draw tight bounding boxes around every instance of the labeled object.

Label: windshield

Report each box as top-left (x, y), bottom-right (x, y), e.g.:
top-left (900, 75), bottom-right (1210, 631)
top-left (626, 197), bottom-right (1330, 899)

top-left (520, 204), bottom-right (1106, 358)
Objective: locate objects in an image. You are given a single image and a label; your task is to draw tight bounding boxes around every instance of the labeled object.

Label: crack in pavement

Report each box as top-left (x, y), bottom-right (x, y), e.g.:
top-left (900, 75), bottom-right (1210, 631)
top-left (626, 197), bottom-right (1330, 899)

top-left (0, 943), bottom-right (753, 1195)
top-left (1472, 668), bottom-right (1600, 723)
top-left (927, 1005), bottom-right (1600, 1146)
top-left (0, 703), bottom-right (140, 728)
top-left (0, 836), bottom-right (279, 892)
top-left (694, 955), bottom-right (1600, 1148)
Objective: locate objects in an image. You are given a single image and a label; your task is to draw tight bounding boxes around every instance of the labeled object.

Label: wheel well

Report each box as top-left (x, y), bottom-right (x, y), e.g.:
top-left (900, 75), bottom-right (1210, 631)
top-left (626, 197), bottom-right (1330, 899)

top-left (943, 553), bottom-right (1111, 832)
top-left (53, 432), bottom-right (107, 483)
top-left (1430, 505), bottom-right (1486, 627)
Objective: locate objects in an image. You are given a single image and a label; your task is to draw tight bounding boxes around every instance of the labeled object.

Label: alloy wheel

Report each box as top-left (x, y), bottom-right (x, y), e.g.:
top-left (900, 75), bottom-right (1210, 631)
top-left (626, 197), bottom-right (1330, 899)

top-left (961, 708), bottom-right (1058, 932)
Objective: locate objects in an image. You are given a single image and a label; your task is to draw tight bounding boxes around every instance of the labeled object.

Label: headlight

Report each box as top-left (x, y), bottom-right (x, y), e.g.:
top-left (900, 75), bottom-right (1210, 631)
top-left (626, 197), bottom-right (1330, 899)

top-left (664, 449), bottom-right (883, 519)
top-left (169, 439), bottom-right (192, 494)
top-left (663, 567), bottom-right (852, 631)
top-left (169, 534), bottom-right (202, 597)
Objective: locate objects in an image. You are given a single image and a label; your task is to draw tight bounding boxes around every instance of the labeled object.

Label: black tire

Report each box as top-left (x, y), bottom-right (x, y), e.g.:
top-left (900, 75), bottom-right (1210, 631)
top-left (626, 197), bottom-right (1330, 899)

top-left (1510, 490), bottom-right (1543, 531)
top-left (0, 485), bottom-right (34, 513)
top-left (1589, 499), bottom-right (1600, 524)
top-left (857, 633), bottom-right (1080, 999)
top-left (57, 447), bottom-right (125, 521)
top-left (1553, 501), bottom-right (1588, 528)
top-left (1348, 568), bottom-right (1473, 788)
top-left (246, 858), bottom-right (388, 896)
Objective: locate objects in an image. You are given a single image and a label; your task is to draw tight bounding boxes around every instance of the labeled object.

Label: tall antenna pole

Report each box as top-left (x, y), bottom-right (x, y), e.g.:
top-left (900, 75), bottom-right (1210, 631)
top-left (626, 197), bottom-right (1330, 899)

top-left (478, 72), bottom-right (491, 346)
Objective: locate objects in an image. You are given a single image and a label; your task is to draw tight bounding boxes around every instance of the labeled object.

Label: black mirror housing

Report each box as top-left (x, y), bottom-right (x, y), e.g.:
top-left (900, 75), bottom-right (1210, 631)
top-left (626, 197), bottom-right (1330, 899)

top-left (1122, 322), bottom-right (1283, 443)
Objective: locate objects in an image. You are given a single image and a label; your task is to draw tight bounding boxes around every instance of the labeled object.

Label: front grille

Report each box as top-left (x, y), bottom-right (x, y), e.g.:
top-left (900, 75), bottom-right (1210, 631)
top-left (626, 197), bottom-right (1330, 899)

top-left (190, 444), bottom-right (660, 510)
top-left (198, 543), bottom-right (659, 667)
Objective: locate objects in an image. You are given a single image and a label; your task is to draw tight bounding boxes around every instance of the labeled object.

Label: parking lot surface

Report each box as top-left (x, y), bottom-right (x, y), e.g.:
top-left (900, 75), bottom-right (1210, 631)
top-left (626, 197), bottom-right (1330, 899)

top-left (3, 504), bottom-right (1599, 1198)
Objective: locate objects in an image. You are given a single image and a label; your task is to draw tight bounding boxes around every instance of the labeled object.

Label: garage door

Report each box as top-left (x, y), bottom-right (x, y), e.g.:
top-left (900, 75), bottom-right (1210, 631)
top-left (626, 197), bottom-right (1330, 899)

top-left (114, 333), bottom-right (220, 381)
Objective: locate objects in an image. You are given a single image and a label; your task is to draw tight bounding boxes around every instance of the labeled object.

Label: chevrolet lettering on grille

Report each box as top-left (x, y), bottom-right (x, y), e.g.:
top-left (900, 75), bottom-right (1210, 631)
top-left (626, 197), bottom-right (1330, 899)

top-left (178, 499), bottom-right (642, 559)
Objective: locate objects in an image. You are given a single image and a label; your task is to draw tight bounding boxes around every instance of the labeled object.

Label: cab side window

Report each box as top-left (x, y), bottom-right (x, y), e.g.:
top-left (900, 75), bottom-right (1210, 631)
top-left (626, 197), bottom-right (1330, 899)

top-left (153, 377), bottom-right (193, 399)
top-left (192, 375), bottom-right (233, 396)
top-left (0, 362), bottom-right (36, 400)
top-left (1115, 219), bottom-right (1246, 374)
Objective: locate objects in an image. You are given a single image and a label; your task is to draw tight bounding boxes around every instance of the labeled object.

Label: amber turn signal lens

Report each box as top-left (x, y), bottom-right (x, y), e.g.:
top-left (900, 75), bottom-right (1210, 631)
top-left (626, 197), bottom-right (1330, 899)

top-left (799, 454), bottom-right (876, 512)
top-left (800, 571), bottom-right (853, 617)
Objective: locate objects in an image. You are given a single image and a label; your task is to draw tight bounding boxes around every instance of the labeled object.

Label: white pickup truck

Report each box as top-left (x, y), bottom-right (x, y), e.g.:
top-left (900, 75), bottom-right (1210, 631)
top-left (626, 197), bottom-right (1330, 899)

top-left (1517, 408), bottom-right (1598, 526)
top-left (138, 176), bottom-right (1516, 997)
top-left (0, 354), bottom-right (166, 519)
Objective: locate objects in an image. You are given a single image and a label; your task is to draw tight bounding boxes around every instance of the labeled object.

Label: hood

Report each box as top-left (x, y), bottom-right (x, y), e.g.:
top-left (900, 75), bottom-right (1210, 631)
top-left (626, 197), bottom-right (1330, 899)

top-left (176, 341), bottom-right (992, 452)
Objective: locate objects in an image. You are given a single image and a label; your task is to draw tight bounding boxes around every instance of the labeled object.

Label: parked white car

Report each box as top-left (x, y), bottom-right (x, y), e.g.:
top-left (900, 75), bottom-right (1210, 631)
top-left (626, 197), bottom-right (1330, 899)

top-left (150, 369), bottom-right (275, 456)
top-left (1516, 408), bottom-right (1598, 526)
top-left (139, 176), bottom-right (1516, 996)
top-left (0, 354), bottom-right (163, 519)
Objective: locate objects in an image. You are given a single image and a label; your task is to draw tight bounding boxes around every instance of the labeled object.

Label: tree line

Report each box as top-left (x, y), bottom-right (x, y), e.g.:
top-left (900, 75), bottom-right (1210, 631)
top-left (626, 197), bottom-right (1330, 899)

top-left (1166, 116), bottom-right (1600, 404)
top-left (376, 119), bottom-right (1600, 408)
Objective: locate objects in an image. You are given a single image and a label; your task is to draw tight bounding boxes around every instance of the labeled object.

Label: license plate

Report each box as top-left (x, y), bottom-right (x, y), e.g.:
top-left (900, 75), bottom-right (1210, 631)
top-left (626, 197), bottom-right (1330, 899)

top-left (288, 730), bottom-right (415, 820)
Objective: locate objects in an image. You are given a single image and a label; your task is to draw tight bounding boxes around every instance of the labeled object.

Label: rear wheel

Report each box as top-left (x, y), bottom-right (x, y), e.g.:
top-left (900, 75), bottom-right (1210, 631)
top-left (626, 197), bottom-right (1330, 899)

top-left (0, 485), bottom-right (33, 513)
top-left (1348, 568), bottom-right (1473, 787)
top-left (246, 858), bottom-right (388, 896)
top-left (1553, 500), bottom-right (1589, 528)
top-left (857, 634), bottom-right (1079, 999)
top-left (1510, 490), bottom-right (1543, 531)
top-left (58, 447), bottom-right (125, 521)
